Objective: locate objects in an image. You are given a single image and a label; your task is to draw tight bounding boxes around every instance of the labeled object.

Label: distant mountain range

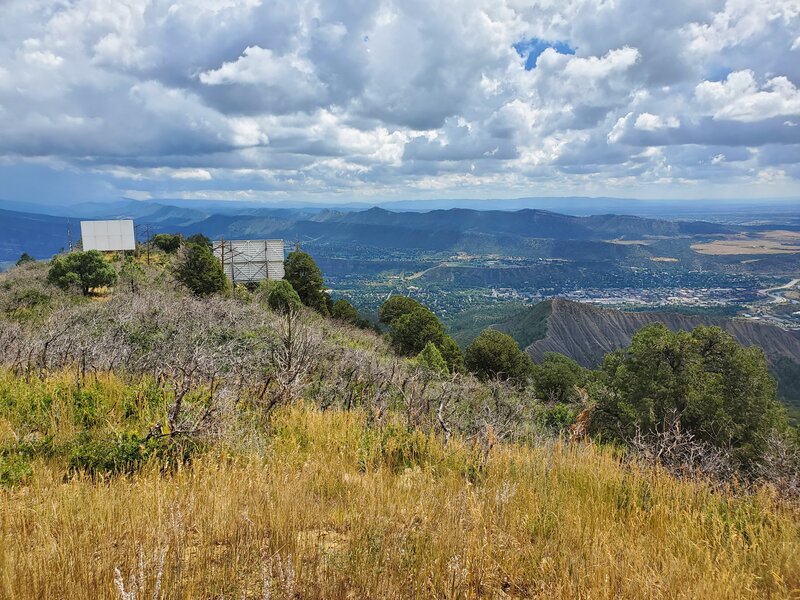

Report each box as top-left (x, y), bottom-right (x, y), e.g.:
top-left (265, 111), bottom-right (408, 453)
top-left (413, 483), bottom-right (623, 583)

top-left (3, 199), bottom-right (800, 267)
top-left (0, 202), bottom-right (744, 263)
top-left (4, 195), bottom-right (800, 219)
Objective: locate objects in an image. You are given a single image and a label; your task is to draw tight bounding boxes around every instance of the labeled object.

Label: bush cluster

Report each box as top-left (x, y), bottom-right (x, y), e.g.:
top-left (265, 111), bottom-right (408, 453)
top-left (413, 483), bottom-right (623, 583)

top-left (380, 295), bottom-right (464, 374)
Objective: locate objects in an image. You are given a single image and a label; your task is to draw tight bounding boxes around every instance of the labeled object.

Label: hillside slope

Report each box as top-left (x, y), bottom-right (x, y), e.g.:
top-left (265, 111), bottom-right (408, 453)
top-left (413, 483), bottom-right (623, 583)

top-left (526, 299), bottom-right (800, 367)
top-left (459, 298), bottom-right (800, 406)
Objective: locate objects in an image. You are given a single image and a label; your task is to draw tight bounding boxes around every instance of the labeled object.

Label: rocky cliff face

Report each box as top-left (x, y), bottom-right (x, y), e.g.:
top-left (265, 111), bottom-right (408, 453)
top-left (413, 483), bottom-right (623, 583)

top-left (527, 298), bottom-right (800, 368)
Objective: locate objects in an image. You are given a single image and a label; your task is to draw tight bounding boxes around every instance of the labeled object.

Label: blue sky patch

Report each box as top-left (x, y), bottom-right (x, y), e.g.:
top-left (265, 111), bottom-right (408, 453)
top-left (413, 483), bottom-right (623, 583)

top-left (705, 65), bottom-right (733, 82)
top-left (513, 38), bottom-right (575, 70)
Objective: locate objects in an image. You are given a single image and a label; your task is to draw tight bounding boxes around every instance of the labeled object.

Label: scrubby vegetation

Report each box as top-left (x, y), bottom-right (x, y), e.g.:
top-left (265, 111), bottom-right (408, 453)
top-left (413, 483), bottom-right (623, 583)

top-left (594, 324), bottom-right (784, 467)
top-left (151, 233), bottom-right (183, 254)
top-left (381, 295), bottom-right (464, 374)
top-left (0, 245), bottom-right (798, 598)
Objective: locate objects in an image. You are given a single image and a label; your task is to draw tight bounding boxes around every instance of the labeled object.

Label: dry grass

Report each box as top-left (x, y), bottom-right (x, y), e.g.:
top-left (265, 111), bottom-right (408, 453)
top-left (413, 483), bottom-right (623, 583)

top-left (691, 235), bottom-right (800, 255)
top-left (760, 230), bottom-right (800, 241)
top-left (1, 405), bottom-right (799, 599)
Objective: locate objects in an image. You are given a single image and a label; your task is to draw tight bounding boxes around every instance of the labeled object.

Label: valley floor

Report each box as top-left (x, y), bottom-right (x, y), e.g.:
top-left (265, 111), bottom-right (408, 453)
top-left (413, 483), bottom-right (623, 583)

top-left (2, 405), bottom-right (798, 599)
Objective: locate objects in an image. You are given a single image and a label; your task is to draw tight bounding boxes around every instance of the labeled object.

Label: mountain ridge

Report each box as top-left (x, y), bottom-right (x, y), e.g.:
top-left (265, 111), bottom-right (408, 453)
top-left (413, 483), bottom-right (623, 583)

top-left (526, 298), bottom-right (800, 367)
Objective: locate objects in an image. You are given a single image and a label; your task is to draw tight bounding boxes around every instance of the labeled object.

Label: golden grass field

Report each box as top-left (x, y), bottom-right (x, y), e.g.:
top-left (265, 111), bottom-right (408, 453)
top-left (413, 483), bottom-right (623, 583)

top-left (1, 400), bottom-right (799, 599)
top-left (692, 231), bottom-right (800, 256)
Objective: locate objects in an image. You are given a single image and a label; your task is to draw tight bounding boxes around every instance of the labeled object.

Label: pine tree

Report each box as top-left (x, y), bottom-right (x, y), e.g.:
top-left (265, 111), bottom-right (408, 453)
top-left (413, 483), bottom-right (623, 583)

top-left (174, 242), bottom-right (227, 296)
top-left (284, 251), bottom-right (329, 315)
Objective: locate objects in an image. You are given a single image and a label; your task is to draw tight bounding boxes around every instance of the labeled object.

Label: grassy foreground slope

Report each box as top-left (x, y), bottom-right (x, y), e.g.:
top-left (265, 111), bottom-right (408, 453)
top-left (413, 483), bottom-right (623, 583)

top-left (0, 382), bottom-right (798, 599)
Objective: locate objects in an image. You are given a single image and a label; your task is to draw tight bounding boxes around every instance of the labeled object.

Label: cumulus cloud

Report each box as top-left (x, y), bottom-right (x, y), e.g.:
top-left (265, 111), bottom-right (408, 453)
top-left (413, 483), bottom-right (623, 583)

top-left (0, 0), bottom-right (797, 203)
top-left (634, 113), bottom-right (681, 131)
top-left (199, 46), bottom-right (327, 113)
top-left (695, 70), bottom-right (800, 122)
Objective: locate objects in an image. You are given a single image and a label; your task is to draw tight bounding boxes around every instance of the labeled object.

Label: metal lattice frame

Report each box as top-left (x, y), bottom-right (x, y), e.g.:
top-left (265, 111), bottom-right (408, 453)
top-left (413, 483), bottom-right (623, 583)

top-left (212, 239), bottom-right (285, 285)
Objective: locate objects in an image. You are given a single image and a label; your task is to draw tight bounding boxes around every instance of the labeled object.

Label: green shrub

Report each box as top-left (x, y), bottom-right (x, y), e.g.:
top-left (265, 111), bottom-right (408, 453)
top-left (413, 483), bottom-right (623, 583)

top-left (0, 452), bottom-right (33, 488)
top-left (0, 379), bottom-right (54, 435)
top-left (3, 288), bottom-right (53, 323)
top-left (152, 233), bottom-right (182, 254)
top-left (331, 298), bottom-right (359, 322)
top-left (68, 432), bottom-right (199, 478)
top-left (284, 251), bottom-right (329, 314)
top-left (414, 341), bottom-right (449, 376)
top-left (438, 335), bottom-right (465, 374)
top-left (389, 306), bottom-right (446, 356)
top-left (185, 233), bottom-right (212, 248)
top-left (594, 324), bottom-right (785, 466)
top-left (10, 288), bottom-right (50, 310)
top-left (13, 435), bottom-right (56, 460)
top-left (258, 279), bottom-right (302, 313)
top-left (537, 403), bottom-right (578, 432)
top-left (72, 388), bottom-right (105, 428)
top-left (465, 329), bottom-right (532, 382)
top-left (174, 242), bottom-right (227, 296)
top-left (118, 257), bottom-right (146, 293)
top-left (532, 353), bottom-right (586, 403)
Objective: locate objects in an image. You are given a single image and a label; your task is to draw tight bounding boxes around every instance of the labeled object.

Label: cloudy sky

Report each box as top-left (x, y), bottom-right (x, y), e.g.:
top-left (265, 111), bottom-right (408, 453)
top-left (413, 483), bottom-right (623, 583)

top-left (1, 0), bottom-right (799, 205)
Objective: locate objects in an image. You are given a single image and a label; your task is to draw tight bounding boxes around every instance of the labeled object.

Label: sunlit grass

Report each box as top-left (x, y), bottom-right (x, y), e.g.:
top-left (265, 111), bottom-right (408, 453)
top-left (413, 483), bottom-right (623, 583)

top-left (1, 402), bottom-right (798, 599)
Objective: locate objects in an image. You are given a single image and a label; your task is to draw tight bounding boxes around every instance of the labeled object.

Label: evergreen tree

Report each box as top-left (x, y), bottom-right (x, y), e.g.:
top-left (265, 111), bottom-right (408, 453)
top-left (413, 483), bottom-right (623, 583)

top-left (379, 296), bottom-right (424, 325)
top-left (594, 324), bottom-right (784, 466)
top-left (381, 296), bottom-right (463, 369)
top-left (438, 335), bottom-right (465, 374)
top-left (284, 251), bottom-right (329, 315)
top-left (152, 233), bottom-right (182, 254)
top-left (47, 250), bottom-right (118, 295)
top-left (186, 233), bottom-right (212, 248)
top-left (118, 257), bottom-right (146, 293)
top-left (532, 353), bottom-right (585, 402)
top-left (15, 253), bottom-right (35, 266)
top-left (414, 341), bottom-right (449, 376)
top-left (465, 329), bottom-right (532, 382)
top-left (174, 242), bottom-right (227, 296)
top-left (331, 298), bottom-right (360, 323)
top-left (389, 306), bottom-right (446, 356)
